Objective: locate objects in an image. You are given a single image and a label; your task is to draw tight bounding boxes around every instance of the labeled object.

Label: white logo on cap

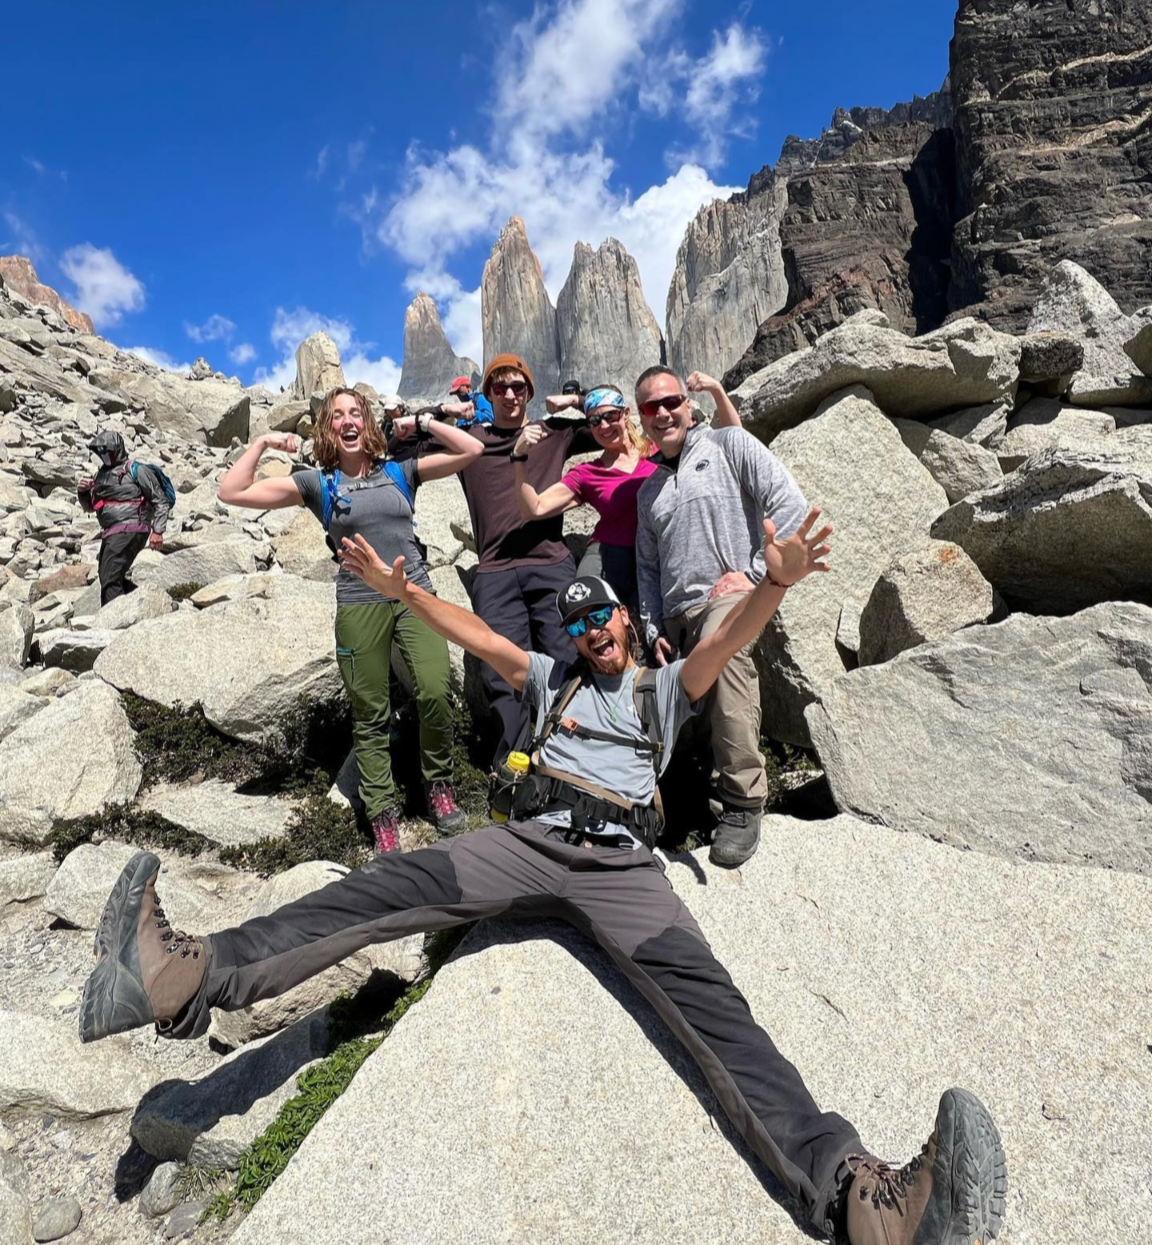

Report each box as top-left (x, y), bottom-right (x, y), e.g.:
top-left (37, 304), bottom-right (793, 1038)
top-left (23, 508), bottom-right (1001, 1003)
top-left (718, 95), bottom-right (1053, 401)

top-left (567, 583), bottom-right (591, 602)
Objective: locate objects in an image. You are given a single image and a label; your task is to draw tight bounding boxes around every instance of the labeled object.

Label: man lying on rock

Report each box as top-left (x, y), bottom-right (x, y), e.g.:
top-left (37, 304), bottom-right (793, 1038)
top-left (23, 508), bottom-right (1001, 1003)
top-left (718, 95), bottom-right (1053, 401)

top-left (77, 514), bottom-right (1007, 1245)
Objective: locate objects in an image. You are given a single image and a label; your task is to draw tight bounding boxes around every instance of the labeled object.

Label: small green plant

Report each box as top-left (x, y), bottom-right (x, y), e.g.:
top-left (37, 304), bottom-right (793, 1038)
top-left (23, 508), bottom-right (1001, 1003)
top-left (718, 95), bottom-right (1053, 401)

top-left (208, 927), bottom-right (469, 1221)
top-left (51, 805), bottom-right (215, 864)
top-left (167, 581), bottom-right (205, 601)
top-left (122, 693), bottom-right (259, 788)
top-left (219, 793), bottom-right (369, 876)
top-left (176, 1164), bottom-right (227, 1203)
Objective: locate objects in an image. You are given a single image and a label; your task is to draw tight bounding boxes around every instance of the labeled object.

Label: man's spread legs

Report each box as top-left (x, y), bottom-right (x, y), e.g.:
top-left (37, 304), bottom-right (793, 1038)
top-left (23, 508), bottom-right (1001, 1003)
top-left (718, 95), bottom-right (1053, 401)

top-left (80, 823), bottom-right (566, 1043)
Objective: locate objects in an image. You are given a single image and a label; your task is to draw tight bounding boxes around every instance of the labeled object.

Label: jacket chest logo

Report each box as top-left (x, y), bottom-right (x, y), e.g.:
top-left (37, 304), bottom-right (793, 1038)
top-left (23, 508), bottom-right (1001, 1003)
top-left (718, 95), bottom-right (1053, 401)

top-left (694, 459), bottom-right (710, 471)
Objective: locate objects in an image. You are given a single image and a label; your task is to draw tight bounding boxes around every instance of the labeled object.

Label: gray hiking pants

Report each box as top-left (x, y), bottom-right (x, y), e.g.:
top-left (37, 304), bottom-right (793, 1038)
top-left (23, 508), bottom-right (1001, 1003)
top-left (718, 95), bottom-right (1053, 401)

top-left (172, 821), bottom-right (861, 1235)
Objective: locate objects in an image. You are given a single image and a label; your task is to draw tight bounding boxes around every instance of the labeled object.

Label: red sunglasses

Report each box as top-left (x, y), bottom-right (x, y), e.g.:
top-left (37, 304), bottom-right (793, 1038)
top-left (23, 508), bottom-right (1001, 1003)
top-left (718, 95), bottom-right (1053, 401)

top-left (638, 393), bottom-right (688, 419)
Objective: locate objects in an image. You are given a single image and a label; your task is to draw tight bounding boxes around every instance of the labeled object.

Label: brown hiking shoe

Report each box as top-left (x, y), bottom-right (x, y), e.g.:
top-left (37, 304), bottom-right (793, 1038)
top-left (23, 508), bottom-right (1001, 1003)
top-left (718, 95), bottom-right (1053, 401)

top-left (844, 1088), bottom-right (1007, 1245)
top-left (79, 851), bottom-right (206, 1043)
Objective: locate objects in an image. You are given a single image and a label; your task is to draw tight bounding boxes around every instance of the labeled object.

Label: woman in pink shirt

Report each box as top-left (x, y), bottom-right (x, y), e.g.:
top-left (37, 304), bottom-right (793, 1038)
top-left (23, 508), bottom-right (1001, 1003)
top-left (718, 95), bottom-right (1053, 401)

top-left (511, 374), bottom-right (740, 614)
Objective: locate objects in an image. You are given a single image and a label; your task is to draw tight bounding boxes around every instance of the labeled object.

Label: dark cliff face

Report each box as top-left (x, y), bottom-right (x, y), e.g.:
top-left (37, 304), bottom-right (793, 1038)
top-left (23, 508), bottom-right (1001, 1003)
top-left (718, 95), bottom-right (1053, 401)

top-left (724, 107), bottom-right (956, 388)
top-left (949, 0), bottom-right (1152, 328)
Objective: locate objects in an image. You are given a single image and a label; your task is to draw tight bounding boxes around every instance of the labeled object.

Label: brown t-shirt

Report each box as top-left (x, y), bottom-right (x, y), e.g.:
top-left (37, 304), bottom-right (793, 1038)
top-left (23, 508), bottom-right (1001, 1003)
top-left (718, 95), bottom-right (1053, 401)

top-left (459, 419), bottom-right (596, 573)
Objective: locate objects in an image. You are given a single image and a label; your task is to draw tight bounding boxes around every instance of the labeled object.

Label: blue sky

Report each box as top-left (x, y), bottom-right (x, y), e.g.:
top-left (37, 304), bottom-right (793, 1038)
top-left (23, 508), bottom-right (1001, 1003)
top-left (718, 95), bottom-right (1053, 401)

top-left (1, 0), bottom-right (956, 393)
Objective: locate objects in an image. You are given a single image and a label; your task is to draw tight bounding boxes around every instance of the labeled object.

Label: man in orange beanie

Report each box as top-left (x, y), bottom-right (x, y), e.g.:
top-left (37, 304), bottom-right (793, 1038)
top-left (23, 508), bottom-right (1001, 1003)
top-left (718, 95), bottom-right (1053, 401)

top-left (456, 353), bottom-right (597, 768)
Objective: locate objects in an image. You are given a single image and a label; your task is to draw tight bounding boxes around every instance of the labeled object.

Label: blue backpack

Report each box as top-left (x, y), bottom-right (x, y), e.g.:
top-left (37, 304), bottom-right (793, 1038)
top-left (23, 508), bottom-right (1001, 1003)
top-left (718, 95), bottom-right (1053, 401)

top-left (318, 460), bottom-right (415, 531)
top-left (129, 461), bottom-right (177, 509)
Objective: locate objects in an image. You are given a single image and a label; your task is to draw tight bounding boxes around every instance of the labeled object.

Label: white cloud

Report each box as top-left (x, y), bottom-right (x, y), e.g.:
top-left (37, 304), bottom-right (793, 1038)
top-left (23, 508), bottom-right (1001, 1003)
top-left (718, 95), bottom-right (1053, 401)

top-left (184, 313), bottom-right (237, 343)
top-left (125, 345), bottom-right (193, 373)
top-left (364, 0), bottom-right (759, 360)
top-left (255, 305), bottom-right (399, 395)
top-left (59, 243), bottom-right (145, 327)
top-left (310, 145), bottom-right (330, 180)
top-left (1, 211), bottom-right (46, 264)
top-left (230, 341), bottom-right (257, 365)
top-left (23, 156), bottom-right (46, 175)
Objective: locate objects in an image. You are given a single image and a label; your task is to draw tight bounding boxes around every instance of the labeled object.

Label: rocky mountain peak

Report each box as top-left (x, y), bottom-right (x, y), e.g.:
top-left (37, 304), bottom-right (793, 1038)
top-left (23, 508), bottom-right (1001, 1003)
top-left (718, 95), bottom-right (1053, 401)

top-left (290, 331), bottom-right (345, 400)
top-left (0, 255), bottom-right (94, 333)
top-left (481, 217), bottom-right (560, 415)
top-left (398, 293), bottom-right (479, 403)
top-left (555, 237), bottom-right (663, 396)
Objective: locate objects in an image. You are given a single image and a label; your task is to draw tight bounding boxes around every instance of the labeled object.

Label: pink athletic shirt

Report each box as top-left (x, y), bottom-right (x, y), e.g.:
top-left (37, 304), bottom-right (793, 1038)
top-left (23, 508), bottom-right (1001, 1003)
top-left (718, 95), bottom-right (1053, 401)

top-left (561, 456), bottom-right (659, 546)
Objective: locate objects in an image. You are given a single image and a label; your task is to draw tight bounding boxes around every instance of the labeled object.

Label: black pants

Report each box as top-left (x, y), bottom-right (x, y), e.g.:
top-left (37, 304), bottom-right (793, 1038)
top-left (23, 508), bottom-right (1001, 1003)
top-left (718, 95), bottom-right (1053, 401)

top-left (172, 822), bottom-right (862, 1236)
top-left (468, 557), bottom-right (578, 762)
top-left (98, 531), bottom-right (148, 606)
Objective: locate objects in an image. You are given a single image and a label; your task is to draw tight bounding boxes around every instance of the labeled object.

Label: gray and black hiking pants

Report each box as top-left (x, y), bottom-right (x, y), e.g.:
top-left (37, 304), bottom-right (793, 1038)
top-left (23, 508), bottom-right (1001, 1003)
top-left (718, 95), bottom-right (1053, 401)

top-left (170, 820), bottom-right (861, 1236)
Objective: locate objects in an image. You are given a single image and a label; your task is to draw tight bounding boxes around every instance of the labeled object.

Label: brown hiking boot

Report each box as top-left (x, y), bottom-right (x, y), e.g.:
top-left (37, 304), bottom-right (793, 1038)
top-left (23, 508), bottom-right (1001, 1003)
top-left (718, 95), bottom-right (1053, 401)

top-left (844, 1088), bottom-right (1007, 1245)
top-left (79, 851), bottom-right (206, 1043)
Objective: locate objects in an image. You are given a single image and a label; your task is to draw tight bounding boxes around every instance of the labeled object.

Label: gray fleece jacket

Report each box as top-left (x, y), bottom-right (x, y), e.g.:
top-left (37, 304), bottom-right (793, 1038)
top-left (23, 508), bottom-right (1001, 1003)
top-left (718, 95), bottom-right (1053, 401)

top-left (635, 425), bottom-right (808, 645)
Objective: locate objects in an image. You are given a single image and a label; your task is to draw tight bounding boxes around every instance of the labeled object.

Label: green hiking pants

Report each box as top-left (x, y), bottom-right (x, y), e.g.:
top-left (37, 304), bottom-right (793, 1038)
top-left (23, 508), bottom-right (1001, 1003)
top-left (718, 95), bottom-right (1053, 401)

top-left (334, 601), bottom-right (454, 818)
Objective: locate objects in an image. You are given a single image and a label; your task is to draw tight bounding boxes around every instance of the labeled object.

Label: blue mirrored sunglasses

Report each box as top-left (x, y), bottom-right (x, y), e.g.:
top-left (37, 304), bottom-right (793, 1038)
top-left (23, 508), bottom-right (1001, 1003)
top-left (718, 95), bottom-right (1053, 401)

top-left (565, 605), bottom-right (615, 638)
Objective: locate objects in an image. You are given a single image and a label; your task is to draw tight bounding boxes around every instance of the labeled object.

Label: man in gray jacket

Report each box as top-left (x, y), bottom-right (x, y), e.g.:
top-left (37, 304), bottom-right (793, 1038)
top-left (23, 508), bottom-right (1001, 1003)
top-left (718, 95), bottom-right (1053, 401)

top-left (635, 366), bottom-right (807, 867)
top-left (77, 431), bottom-right (169, 606)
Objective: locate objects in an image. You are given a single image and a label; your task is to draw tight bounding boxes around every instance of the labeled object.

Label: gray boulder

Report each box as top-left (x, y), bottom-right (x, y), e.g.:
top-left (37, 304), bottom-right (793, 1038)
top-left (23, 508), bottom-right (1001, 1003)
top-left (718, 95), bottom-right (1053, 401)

top-left (43, 841), bottom-right (258, 932)
top-left (229, 817), bottom-right (1152, 1245)
top-left (0, 681), bottom-right (141, 845)
top-left (1027, 261), bottom-right (1152, 408)
top-left (38, 627), bottom-right (115, 672)
top-left (756, 388), bottom-right (949, 743)
top-left (130, 537), bottom-right (269, 593)
top-left (732, 315), bottom-right (1020, 439)
top-left (270, 508), bottom-right (332, 580)
top-left (139, 781), bottom-right (294, 848)
top-left (0, 851), bottom-right (56, 906)
top-left (83, 583), bottom-right (175, 630)
top-left (32, 1197), bottom-right (81, 1242)
top-left (188, 571), bottom-right (282, 608)
top-left (996, 398), bottom-right (1117, 470)
top-left (923, 400), bottom-right (1010, 447)
top-left (0, 684), bottom-right (44, 740)
top-left (1017, 331), bottom-right (1085, 388)
top-left (931, 444), bottom-right (1152, 613)
top-left (210, 861), bottom-right (423, 1047)
top-left (809, 602), bottom-right (1152, 871)
top-left (94, 578), bottom-right (342, 740)
top-left (0, 1009), bottom-right (158, 1119)
top-left (1124, 308), bottom-right (1152, 375)
top-left (915, 430), bottom-right (1002, 504)
top-left (0, 602), bottom-right (32, 667)
top-left (857, 541), bottom-right (997, 666)
top-left (139, 1162), bottom-right (183, 1218)
top-left (131, 1009), bottom-right (331, 1169)
top-left (87, 367), bottom-right (250, 446)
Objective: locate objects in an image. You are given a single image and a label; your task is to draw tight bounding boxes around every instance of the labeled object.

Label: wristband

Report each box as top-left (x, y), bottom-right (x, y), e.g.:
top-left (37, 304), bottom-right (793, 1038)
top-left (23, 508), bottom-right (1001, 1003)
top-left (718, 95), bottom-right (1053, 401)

top-left (509, 453), bottom-right (529, 462)
top-left (764, 571), bottom-right (792, 589)
top-left (417, 413), bottom-right (435, 435)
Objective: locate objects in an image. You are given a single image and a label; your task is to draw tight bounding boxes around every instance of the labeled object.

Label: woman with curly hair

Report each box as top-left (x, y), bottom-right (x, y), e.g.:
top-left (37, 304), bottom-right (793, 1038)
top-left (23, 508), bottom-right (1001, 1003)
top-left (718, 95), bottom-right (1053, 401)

top-left (218, 386), bottom-right (482, 853)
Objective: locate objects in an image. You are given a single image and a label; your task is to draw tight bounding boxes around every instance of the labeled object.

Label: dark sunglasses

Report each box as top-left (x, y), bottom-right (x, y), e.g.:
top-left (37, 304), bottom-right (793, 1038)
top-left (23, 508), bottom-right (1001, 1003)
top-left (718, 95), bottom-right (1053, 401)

top-left (565, 605), bottom-right (615, 638)
top-left (638, 393), bottom-right (688, 419)
top-left (586, 408), bottom-right (625, 428)
top-left (491, 381), bottom-right (528, 397)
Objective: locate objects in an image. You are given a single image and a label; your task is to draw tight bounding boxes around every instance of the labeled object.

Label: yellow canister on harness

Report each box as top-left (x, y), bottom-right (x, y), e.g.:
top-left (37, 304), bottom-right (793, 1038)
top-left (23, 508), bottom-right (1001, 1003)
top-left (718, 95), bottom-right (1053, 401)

top-left (491, 751), bottom-right (531, 822)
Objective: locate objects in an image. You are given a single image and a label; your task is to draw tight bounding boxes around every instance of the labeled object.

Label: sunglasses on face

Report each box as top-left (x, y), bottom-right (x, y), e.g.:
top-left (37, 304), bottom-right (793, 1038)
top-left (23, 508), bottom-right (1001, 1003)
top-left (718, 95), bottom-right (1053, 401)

top-left (638, 393), bottom-right (688, 419)
top-left (565, 605), bottom-right (615, 638)
top-left (491, 381), bottom-right (528, 397)
top-left (587, 408), bottom-right (625, 428)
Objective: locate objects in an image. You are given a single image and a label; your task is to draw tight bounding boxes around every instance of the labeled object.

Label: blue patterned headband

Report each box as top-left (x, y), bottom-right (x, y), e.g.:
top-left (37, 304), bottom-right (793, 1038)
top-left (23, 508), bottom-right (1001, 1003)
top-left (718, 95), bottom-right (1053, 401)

top-left (583, 388), bottom-right (626, 414)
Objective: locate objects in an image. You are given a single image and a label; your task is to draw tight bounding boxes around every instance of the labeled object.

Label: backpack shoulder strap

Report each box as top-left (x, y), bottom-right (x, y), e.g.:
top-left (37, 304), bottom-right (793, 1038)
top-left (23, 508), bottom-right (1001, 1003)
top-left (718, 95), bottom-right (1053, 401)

top-left (319, 468), bottom-right (342, 530)
top-left (529, 669), bottom-right (585, 762)
top-left (632, 667), bottom-right (666, 823)
top-left (382, 459), bottom-right (416, 512)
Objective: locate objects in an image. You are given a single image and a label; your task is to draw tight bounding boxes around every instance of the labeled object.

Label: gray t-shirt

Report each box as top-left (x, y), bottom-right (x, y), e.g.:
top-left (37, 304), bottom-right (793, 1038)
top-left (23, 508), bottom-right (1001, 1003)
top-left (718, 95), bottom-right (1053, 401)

top-left (294, 461), bottom-right (433, 604)
top-left (524, 653), bottom-right (699, 848)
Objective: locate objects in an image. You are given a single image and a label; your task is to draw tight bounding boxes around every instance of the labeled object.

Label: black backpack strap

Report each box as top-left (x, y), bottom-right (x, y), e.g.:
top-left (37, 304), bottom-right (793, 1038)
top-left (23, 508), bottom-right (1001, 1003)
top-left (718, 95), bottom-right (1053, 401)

top-left (528, 668), bottom-right (585, 761)
top-left (633, 667), bottom-right (666, 827)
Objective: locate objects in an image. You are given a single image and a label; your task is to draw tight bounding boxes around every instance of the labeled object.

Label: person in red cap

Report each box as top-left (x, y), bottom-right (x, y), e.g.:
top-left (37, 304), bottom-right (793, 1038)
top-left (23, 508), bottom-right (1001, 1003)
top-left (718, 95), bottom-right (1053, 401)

top-left (454, 353), bottom-right (599, 771)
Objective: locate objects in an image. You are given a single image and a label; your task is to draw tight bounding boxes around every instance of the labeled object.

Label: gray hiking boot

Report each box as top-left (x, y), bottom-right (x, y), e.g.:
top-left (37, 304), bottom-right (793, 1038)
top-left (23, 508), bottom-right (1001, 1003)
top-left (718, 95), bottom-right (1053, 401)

top-left (709, 803), bottom-right (761, 867)
top-left (79, 851), bottom-right (205, 1044)
top-left (844, 1088), bottom-right (1007, 1245)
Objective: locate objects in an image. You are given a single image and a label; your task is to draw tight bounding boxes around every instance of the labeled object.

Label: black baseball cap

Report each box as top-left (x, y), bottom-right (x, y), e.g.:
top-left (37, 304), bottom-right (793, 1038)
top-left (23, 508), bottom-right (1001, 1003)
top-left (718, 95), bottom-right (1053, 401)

top-left (561, 379), bottom-right (583, 395)
top-left (556, 576), bottom-right (622, 626)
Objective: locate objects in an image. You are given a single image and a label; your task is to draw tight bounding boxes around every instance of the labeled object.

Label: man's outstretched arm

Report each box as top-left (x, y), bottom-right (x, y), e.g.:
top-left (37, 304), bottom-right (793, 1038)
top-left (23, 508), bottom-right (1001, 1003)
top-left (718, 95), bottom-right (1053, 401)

top-left (680, 509), bottom-right (831, 704)
top-left (337, 535), bottom-right (531, 692)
